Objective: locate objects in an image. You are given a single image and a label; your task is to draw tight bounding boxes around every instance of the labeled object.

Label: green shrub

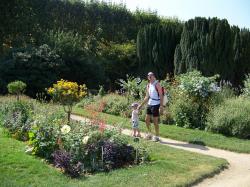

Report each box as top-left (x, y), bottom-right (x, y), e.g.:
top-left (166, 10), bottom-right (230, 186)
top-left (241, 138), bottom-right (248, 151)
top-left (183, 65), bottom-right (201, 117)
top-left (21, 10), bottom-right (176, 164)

top-left (209, 84), bottom-right (235, 106)
top-left (7, 81), bottom-right (27, 101)
top-left (169, 71), bottom-right (219, 129)
top-left (242, 74), bottom-right (250, 97)
top-left (85, 94), bottom-right (131, 117)
top-left (103, 94), bottom-right (130, 117)
top-left (177, 70), bottom-right (219, 99)
top-left (76, 95), bottom-right (96, 108)
top-left (169, 93), bottom-right (205, 129)
top-left (207, 97), bottom-right (250, 139)
top-left (117, 76), bottom-right (147, 103)
top-left (47, 79), bottom-right (87, 123)
top-left (2, 100), bottom-right (33, 140)
top-left (98, 85), bottom-right (105, 97)
top-left (29, 110), bottom-right (64, 159)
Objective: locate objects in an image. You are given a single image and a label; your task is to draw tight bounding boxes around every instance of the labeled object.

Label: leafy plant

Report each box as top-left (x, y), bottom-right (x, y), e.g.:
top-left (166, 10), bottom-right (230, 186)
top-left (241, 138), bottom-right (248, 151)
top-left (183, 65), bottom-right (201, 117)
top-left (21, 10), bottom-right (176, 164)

top-left (170, 93), bottom-right (203, 129)
top-left (102, 94), bottom-right (129, 117)
top-left (102, 140), bottom-right (135, 171)
top-left (207, 97), bottom-right (250, 139)
top-left (117, 75), bottom-right (145, 103)
top-left (52, 150), bottom-right (84, 178)
top-left (45, 30), bottom-right (87, 58)
top-left (47, 79), bottom-right (87, 122)
top-left (2, 101), bottom-right (33, 140)
top-left (98, 85), bottom-right (105, 97)
top-left (170, 71), bottom-right (220, 129)
top-left (242, 74), bottom-right (250, 97)
top-left (209, 82), bottom-right (235, 107)
top-left (29, 112), bottom-right (64, 159)
top-left (7, 81), bottom-right (27, 101)
top-left (177, 70), bottom-right (219, 99)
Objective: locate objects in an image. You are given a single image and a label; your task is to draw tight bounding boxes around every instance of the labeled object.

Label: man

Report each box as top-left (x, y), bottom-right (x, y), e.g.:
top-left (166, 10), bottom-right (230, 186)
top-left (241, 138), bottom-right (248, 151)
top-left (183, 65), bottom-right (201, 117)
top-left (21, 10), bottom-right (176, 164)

top-left (138, 72), bottom-right (163, 142)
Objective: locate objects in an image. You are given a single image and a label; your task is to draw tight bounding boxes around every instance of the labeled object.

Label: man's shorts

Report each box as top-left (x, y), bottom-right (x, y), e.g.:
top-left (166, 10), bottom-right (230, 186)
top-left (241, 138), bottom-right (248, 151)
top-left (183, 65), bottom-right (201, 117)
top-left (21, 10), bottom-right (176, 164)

top-left (132, 120), bottom-right (139, 129)
top-left (146, 104), bottom-right (160, 117)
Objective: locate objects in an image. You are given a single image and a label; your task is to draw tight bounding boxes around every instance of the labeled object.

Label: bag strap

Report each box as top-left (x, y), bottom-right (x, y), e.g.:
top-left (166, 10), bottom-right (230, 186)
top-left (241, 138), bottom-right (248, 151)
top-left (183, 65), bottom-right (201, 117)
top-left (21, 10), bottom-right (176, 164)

top-left (153, 81), bottom-right (160, 96)
top-left (148, 81), bottom-right (166, 97)
top-left (148, 81), bottom-right (161, 98)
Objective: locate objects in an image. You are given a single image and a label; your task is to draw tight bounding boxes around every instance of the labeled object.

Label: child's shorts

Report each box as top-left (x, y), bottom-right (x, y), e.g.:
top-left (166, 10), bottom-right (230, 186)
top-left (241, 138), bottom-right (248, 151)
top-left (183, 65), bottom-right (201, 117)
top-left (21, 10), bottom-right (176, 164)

top-left (132, 120), bottom-right (139, 129)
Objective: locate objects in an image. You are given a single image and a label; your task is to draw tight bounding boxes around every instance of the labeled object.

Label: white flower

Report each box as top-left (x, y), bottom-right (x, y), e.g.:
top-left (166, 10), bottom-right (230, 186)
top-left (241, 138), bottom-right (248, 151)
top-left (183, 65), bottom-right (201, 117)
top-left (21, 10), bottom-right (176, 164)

top-left (179, 84), bottom-right (185, 90)
top-left (61, 125), bottom-right (71, 134)
top-left (82, 136), bottom-right (90, 144)
top-left (25, 146), bottom-right (34, 155)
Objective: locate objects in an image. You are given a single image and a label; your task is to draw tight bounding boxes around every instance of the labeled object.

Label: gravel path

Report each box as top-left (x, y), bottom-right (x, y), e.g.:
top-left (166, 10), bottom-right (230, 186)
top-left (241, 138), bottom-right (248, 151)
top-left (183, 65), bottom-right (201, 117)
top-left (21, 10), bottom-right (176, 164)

top-left (71, 114), bottom-right (250, 187)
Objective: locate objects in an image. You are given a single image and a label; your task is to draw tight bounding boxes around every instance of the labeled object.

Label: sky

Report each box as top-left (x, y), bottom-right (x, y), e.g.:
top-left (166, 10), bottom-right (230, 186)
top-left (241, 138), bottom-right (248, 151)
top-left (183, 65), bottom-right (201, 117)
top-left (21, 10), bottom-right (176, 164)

top-left (110, 0), bottom-right (250, 29)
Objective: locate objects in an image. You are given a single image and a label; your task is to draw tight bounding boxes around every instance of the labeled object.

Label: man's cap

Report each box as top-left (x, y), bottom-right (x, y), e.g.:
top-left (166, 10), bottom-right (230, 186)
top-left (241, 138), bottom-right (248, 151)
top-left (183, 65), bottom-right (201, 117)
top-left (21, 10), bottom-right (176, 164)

top-left (147, 72), bottom-right (154, 76)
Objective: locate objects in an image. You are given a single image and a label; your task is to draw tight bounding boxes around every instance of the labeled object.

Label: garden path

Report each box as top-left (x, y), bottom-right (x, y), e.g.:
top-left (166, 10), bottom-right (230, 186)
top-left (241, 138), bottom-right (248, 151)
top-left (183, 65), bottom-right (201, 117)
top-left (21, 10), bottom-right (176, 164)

top-left (71, 114), bottom-right (250, 187)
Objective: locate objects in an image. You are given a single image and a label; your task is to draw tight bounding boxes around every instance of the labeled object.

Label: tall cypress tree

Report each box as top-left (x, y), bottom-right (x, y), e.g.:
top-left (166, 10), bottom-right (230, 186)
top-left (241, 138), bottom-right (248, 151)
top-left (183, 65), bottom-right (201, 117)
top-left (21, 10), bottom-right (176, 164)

top-left (174, 17), bottom-right (250, 85)
top-left (137, 22), bottom-right (182, 79)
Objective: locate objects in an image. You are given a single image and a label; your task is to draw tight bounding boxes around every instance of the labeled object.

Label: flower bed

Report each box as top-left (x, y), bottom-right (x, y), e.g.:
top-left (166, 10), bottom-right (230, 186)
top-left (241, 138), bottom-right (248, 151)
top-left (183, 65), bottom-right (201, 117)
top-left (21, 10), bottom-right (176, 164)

top-left (0, 97), bottom-right (149, 178)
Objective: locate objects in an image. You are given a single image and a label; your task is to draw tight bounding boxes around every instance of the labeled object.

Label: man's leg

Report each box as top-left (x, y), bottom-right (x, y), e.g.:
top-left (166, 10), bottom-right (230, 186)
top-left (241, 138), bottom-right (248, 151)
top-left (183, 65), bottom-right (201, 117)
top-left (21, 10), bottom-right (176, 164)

top-left (153, 117), bottom-right (159, 137)
top-left (152, 105), bottom-right (160, 141)
top-left (145, 114), bottom-right (151, 133)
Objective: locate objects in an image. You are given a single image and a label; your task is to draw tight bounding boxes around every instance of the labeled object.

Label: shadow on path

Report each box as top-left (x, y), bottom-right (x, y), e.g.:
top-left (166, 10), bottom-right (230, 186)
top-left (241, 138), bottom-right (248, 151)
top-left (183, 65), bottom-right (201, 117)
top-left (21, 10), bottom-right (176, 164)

top-left (160, 140), bottom-right (209, 151)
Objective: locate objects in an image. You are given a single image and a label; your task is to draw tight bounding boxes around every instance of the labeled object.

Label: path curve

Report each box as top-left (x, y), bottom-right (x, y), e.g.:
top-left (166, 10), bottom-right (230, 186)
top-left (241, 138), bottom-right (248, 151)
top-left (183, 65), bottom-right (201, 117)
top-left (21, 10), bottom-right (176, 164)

top-left (71, 114), bottom-right (250, 187)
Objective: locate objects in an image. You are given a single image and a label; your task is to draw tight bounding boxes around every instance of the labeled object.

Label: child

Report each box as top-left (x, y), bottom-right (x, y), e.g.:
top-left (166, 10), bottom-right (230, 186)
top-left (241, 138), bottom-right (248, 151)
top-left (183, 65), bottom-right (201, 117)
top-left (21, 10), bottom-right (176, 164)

top-left (131, 102), bottom-right (141, 137)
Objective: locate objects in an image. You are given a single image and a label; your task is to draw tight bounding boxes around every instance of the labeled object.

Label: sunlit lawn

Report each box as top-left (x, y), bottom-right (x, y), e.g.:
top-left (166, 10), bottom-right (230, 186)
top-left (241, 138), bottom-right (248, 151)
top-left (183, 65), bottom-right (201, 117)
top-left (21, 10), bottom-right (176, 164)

top-left (0, 127), bottom-right (227, 187)
top-left (73, 107), bottom-right (250, 153)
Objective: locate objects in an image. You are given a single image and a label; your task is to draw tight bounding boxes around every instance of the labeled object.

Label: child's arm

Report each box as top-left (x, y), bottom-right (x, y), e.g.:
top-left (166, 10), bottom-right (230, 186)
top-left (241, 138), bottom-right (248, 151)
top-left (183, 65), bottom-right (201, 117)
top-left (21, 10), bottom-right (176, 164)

top-left (136, 109), bottom-right (140, 114)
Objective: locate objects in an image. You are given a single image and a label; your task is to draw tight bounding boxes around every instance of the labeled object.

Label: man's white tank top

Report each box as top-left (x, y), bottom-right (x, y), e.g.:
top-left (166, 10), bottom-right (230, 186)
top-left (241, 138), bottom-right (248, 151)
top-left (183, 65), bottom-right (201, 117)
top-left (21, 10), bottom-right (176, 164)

top-left (148, 81), bottom-right (160, 106)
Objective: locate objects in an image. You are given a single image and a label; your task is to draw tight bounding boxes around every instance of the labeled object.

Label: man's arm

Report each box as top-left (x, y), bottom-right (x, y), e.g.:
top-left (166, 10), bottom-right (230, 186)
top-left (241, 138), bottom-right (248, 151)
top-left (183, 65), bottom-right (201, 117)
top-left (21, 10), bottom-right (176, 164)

top-left (138, 89), bottom-right (149, 110)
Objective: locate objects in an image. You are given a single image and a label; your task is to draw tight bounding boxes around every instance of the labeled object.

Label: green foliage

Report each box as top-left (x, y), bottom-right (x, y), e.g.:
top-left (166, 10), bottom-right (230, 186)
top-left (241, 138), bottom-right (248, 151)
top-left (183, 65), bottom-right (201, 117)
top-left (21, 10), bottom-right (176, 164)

top-left (177, 71), bottom-right (219, 99)
top-left (169, 71), bottom-right (219, 129)
top-left (242, 74), bottom-right (250, 97)
top-left (44, 30), bottom-right (87, 58)
top-left (137, 23), bottom-right (183, 79)
top-left (169, 93), bottom-right (203, 129)
top-left (7, 81), bottom-right (27, 100)
top-left (174, 17), bottom-right (250, 86)
top-left (29, 111), bottom-right (64, 159)
top-left (0, 0), bottom-right (167, 95)
top-left (1, 100), bottom-right (33, 141)
top-left (73, 106), bottom-right (250, 153)
top-left (1, 1), bottom-right (250, 95)
top-left (75, 95), bottom-right (95, 108)
top-left (47, 79), bottom-right (87, 122)
top-left (95, 94), bottom-right (130, 117)
top-left (98, 85), bottom-right (105, 97)
top-left (80, 93), bottom-right (132, 118)
top-left (0, 44), bottom-right (62, 97)
top-left (101, 41), bottom-right (137, 89)
top-left (207, 97), bottom-right (250, 139)
top-left (117, 75), bottom-right (144, 103)
top-left (209, 83), bottom-right (235, 106)
top-left (0, 96), bottom-right (148, 176)
top-left (0, 123), bottom-right (228, 187)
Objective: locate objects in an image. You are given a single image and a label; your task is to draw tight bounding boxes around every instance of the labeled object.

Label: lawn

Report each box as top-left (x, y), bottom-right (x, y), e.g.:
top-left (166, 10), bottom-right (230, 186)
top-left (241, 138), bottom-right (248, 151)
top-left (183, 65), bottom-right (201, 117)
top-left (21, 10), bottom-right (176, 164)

top-left (0, 127), bottom-right (227, 187)
top-left (73, 107), bottom-right (250, 153)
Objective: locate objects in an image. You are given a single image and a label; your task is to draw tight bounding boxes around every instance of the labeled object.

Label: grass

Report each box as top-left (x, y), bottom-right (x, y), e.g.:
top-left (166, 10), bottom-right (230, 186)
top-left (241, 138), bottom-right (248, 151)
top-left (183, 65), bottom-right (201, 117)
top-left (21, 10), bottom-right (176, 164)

top-left (73, 107), bottom-right (250, 153)
top-left (0, 126), bottom-right (227, 187)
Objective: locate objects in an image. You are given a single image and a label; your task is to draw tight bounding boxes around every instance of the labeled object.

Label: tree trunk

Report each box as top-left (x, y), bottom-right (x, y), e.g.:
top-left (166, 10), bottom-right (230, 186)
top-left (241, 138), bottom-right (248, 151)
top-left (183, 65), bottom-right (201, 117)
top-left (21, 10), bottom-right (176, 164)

top-left (67, 111), bottom-right (71, 124)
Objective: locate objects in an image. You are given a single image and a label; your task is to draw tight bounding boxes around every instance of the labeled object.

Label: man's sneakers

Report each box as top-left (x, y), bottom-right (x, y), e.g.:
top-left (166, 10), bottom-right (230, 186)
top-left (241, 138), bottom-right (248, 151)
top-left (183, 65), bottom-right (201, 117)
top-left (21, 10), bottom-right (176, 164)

top-left (145, 134), bottom-right (160, 142)
top-left (152, 136), bottom-right (160, 142)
